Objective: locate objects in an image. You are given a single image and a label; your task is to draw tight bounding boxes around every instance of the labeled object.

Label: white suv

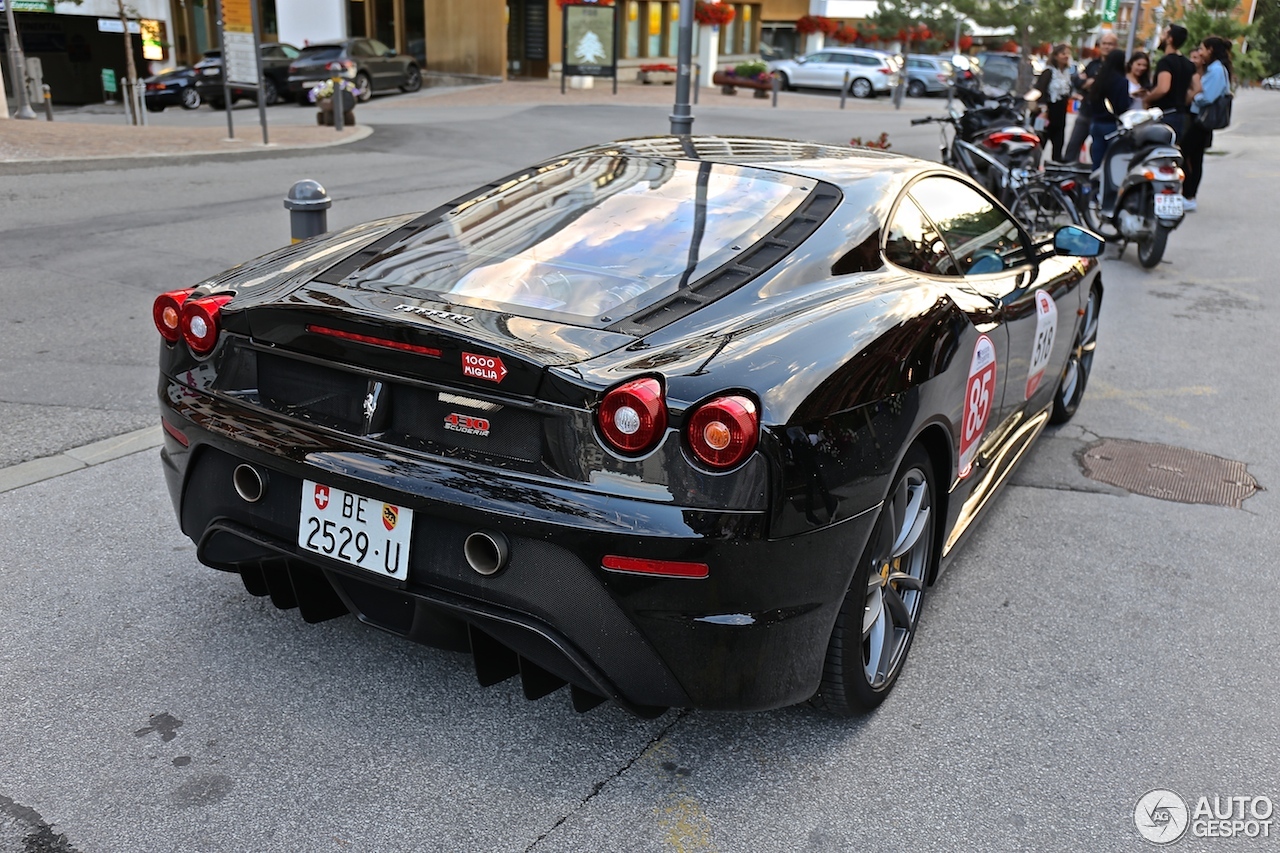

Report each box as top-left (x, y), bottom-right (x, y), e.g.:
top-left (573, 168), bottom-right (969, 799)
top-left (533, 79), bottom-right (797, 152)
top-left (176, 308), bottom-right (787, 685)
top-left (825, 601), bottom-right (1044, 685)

top-left (769, 48), bottom-right (902, 98)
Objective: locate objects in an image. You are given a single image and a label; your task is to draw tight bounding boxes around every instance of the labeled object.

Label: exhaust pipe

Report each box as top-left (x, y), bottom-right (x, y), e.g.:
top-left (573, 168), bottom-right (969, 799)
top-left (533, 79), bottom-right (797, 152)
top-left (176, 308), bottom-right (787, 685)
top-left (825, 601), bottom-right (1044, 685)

top-left (464, 530), bottom-right (509, 576)
top-left (232, 464), bottom-right (266, 503)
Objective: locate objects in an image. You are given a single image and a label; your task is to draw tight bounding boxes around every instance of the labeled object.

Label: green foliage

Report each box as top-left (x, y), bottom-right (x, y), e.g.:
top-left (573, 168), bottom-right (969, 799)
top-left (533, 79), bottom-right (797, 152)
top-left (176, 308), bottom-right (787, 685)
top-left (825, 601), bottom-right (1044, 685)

top-left (951, 0), bottom-right (1100, 51)
top-left (1171, 0), bottom-right (1263, 80)
top-left (733, 61), bottom-right (768, 78)
top-left (869, 0), bottom-right (968, 45)
top-left (1256, 0), bottom-right (1280, 75)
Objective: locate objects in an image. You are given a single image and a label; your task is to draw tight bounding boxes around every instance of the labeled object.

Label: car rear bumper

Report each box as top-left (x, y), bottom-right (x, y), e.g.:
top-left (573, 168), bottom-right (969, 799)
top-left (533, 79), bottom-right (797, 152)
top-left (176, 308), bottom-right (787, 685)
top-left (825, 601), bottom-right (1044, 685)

top-left (159, 379), bottom-right (877, 713)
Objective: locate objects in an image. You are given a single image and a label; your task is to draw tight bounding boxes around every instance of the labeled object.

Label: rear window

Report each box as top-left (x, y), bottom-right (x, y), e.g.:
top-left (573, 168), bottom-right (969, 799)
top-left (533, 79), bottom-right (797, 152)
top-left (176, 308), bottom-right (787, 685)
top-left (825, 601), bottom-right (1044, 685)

top-left (342, 156), bottom-right (814, 324)
top-left (299, 46), bottom-right (344, 61)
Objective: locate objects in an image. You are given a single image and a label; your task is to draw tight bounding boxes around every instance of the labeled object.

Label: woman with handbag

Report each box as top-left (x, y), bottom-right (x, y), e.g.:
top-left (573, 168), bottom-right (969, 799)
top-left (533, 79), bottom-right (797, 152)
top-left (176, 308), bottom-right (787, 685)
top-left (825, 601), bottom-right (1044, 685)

top-left (1033, 44), bottom-right (1074, 162)
top-left (1183, 36), bottom-right (1233, 211)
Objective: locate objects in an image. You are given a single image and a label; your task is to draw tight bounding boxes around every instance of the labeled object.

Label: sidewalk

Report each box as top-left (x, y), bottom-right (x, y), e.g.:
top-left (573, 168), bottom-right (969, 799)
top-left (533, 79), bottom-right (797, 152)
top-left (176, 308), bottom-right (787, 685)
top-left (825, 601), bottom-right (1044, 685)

top-left (1, 75), bottom-right (922, 163)
top-left (0, 119), bottom-right (370, 163)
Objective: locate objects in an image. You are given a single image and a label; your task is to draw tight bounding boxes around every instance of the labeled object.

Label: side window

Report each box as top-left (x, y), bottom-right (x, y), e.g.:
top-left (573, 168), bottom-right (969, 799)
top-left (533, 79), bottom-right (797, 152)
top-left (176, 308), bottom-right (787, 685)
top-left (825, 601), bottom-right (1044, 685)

top-left (369, 39), bottom-right (392, 56)
top-left (281, 45), bottom-right (300, 59)
top-left (909, 178), bottom-right (1028, 275)
top-left (351, 40), bottom-right (374, 57)
top-left (831, 54), bottom-right (856, 64)
top-left (855, 55), bottom-right (878, 66)
top-left (806, 53), bottom-right (831, 63)
top-left (907, 58), bottom-right (925, 69)
top-left (884, 197), bottom-right (958, 276)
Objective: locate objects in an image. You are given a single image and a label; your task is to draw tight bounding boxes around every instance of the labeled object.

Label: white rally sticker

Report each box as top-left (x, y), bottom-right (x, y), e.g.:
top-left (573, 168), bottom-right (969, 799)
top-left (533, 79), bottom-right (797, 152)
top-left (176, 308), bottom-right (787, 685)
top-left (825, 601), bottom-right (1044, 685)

top-left (1025, 289), bottom-right (1058, 400)
top-left (958, 334), bottom-right (997, 479)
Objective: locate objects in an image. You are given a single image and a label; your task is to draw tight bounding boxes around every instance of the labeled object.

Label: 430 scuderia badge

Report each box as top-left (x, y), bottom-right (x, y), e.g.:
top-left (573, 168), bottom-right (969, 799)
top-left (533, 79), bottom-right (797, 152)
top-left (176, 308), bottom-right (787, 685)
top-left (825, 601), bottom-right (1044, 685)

top-left (958, 334), bottom-right (997, 478)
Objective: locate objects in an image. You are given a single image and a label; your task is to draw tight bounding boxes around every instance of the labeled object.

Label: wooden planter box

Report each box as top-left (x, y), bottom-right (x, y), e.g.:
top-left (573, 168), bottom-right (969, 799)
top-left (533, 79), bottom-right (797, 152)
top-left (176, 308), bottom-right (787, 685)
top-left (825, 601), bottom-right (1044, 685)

top-left (711, 71), bottom-right (773, 97)
top-left (637, 70), bottom-right (677, 85)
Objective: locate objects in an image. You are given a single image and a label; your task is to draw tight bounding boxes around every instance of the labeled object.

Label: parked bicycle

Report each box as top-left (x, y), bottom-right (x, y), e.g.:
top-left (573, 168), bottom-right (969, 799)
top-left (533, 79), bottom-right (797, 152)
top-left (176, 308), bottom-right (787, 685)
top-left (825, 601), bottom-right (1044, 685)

top-left (911, 109), bottom-right (1080, 237)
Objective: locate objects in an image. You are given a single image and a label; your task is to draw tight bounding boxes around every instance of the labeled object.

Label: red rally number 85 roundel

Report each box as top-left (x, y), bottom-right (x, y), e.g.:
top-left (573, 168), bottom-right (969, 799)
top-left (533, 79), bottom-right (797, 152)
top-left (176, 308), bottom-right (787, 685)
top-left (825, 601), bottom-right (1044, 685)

top-left (958, 334), bottom-right (997, 478)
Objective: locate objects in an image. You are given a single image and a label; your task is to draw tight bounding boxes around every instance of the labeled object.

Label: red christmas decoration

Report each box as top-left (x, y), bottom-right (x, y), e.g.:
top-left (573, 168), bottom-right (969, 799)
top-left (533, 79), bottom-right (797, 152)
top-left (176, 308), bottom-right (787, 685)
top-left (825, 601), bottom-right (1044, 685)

top-left (914, 26), bottom-right (932, 42)
top-left (1001, 39), bottom-right (1020, 52)
top-left (959, 35), bottom-right (973, 50)
top-left (694, 1), bottom-right (736, 26)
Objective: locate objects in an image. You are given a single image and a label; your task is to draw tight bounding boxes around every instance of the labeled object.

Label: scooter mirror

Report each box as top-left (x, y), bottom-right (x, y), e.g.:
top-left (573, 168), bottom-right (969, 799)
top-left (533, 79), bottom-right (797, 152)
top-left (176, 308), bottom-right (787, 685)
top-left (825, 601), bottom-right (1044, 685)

top-left (1053, 225), bottom-right (1105, 258)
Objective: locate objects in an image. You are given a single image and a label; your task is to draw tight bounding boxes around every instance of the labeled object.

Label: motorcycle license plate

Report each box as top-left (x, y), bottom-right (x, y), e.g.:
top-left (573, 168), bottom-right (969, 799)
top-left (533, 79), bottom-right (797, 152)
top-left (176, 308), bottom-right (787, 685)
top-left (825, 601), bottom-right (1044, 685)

top-left (1154, 194), bottom-right (1184, 218)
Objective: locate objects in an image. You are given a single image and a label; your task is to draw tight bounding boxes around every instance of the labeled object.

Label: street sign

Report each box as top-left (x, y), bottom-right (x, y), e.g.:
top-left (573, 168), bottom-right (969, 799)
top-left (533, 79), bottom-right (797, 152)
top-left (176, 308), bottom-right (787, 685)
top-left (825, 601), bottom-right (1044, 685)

top-left (1102, 0), bottom-right (1120, 23)
top-left (101, 68), bottom-right (117, 94)
top-left (223, 30), bottom-right (259, 86)
top-left (221, 0), bottom-right (254, 34)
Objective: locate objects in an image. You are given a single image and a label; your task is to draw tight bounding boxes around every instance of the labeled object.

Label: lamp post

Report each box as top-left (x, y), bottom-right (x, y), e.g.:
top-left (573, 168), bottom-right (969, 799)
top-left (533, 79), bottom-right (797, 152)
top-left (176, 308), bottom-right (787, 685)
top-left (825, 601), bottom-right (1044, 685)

top-left (4, 1), bottom-right (38, 119)
top-left (669, 0), bottom-right (695, 135)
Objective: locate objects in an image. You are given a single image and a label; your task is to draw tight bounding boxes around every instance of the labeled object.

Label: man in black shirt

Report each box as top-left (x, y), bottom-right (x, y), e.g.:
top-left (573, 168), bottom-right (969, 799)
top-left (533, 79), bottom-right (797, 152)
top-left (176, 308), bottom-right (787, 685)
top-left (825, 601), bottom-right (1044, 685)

top-left (1145, 24), bottom-right (1196, 137)
top-left (1063, 31), bottom-right (1118, 162)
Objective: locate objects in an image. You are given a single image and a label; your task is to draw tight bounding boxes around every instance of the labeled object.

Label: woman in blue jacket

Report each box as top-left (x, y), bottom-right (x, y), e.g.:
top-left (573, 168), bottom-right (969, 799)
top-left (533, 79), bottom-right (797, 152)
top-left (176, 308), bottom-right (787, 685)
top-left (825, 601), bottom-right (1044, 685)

top-left (1183, 36), bottom-right (1233, 211)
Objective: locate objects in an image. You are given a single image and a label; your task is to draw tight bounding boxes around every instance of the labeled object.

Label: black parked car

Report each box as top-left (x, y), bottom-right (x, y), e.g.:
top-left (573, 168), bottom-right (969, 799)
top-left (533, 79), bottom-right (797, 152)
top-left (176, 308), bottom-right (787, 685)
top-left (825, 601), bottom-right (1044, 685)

top-left (144, 66), bottom-right (201, 111)
top-left (194, 42), bottom-right (301, 109)
top-left (287, 39), bottom-right (422, 104)
top-left (153, 137), bottom-right (1105, 716)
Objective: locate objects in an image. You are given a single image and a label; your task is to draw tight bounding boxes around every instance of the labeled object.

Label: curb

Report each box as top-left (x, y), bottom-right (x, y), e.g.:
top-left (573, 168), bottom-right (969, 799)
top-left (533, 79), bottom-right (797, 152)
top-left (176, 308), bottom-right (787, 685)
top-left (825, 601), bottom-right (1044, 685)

top-left (0, 124), bottom-right (374, 166)
top-left (0, 427), bottom-right (163, 494)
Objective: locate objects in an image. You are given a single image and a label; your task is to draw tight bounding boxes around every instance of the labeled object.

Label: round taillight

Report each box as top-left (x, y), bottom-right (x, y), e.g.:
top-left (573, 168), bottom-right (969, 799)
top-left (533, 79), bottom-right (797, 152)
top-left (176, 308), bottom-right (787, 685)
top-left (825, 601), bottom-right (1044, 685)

top-left (598, 378), bottom-right (667, 455)
top-left (153, 288), bottom-right (195, 342)
top-left (686, 395), bottom-right (759, 469)
top-left (181, 295), bottom-right (232, 355)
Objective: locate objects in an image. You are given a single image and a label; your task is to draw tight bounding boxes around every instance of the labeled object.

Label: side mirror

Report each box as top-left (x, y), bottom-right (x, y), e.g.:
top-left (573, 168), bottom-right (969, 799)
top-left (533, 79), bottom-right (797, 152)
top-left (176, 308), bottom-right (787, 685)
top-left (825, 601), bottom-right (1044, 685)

top-left (387, 48), bottom-right (398, 57)
top-left (795, 55), bottom-right (808, 64)
top-left (1053, 225), bottom-right (1105, 257)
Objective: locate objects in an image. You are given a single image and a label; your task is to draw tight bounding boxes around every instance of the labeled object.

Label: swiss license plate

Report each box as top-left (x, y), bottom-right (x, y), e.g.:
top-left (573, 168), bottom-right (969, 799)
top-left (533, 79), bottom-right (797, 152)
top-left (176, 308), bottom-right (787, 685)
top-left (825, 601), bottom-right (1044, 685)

top-left (298, 480), bottom-right (413, 581)
top-left (1154, 194), bottom-right (1184, 218)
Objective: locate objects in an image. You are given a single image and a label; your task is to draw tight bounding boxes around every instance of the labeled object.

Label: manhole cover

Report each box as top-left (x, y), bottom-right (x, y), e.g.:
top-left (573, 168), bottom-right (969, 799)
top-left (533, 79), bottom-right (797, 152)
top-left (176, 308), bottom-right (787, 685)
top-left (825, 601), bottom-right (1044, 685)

top-left (1079, 439), bottom-right (1260, 508)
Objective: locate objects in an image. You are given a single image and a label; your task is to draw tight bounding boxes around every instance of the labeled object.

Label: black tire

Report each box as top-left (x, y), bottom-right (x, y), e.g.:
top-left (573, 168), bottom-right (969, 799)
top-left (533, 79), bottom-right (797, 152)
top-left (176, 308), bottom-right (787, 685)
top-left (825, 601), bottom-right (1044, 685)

top-left (401, 65), bottom-right (422, 93)
top-left (777, 71), bottom-right (792, 91)
top-left (1050, 286), bottom-right (1100, 424)
top-left (355, 71), bottom-right (373, 103)
top-left (261, 78), bottom-right (279, 106)
top-left (145, 103), bottom-right (164, 113)
top-left (907, 79), bottom-right (926, 98)
top-left (814, 444), bottom-right (936, 715)
top-left (1081, 181), bottom-right (1119, 239)
top-left (851, 77), bottom-right (874, 99)
top-left (1137, 224), bottom-right (1168, 268)
top-left (180, 87), bottom-right (201, 110)
top-left (1010, 183), bottom-right (1079, 238)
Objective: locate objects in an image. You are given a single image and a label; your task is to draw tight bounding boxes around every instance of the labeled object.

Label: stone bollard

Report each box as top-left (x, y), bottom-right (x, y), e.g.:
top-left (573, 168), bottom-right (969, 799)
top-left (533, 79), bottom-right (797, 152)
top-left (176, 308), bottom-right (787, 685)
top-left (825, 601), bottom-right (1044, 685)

top-left (283, 180), bottom-right (332, 244)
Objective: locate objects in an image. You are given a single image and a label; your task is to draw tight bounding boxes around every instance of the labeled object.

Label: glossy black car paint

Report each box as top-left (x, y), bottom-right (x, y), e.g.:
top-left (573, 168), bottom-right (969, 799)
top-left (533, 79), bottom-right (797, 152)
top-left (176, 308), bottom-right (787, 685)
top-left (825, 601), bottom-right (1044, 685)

top-left (158, 138), bottom-right (1102, 713)
top-left (144, 67), bottom-right (200, 111)
top-left (285, 39), bottom-right (421, 102)
top-left (194, 43), bottom-right (300, 108)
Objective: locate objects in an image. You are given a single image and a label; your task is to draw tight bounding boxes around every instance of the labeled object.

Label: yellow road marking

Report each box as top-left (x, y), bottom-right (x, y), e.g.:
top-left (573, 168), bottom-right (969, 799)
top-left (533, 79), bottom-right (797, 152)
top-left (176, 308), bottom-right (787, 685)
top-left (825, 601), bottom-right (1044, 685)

top-left (657, 797), bottom-right (716, 853)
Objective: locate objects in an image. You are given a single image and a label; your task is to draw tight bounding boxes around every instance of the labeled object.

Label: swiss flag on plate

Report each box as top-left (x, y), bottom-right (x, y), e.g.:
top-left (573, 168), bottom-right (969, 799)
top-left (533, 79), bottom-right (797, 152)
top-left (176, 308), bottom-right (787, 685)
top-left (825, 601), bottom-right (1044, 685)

top-left (314, 484), bottom-right (330, 510)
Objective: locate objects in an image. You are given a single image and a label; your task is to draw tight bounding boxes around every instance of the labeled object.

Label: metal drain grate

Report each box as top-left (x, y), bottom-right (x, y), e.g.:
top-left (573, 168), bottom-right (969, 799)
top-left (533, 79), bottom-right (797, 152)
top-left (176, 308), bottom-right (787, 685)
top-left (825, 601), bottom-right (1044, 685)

top-left (1079, 439), bottom-right (1260, 508)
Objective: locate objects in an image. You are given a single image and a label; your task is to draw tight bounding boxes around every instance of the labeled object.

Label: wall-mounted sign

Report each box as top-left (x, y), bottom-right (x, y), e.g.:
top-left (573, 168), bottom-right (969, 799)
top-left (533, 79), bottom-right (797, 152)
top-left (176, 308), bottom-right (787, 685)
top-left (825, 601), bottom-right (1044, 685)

top-left (0, 1), bottom-right (55, 12)
top-left (101, 68), bottom-right (117, 94)
top-left (1102, 0), bottom-right (1120, 23)
top-left (97, 19), bottom-right (142, 35)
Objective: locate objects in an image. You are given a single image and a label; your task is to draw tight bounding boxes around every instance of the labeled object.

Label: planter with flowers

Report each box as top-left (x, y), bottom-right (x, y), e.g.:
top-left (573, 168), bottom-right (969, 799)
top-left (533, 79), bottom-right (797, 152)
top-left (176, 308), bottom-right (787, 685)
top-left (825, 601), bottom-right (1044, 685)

top-left (711, 61), bottom-right (773, 97)
top-left (637, 63), bottom-right (678, 85)
top-left (308, 78), bottom-right (362, 127)
top-left (694, 1), bottom-right (735, 27)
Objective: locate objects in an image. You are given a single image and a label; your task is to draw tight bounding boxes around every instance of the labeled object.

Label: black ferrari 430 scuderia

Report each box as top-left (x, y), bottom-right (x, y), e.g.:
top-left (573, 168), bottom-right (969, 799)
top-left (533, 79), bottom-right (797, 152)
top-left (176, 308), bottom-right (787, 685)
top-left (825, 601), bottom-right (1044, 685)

top-left (155, 137), bottom-right (1104, 715)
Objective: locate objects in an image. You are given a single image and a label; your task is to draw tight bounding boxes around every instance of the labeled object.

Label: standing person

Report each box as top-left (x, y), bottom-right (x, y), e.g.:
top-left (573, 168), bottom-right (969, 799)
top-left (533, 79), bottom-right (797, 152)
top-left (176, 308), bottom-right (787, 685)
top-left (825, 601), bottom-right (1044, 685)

top-left (1127, 51), bottom-right (1152, 110)
top-left (1183, 36), bottom-right (1234, 211)
top-left (1064, 32), bottom-right (1119, 163)
top-left (1144, 24), bottom-right (1196, 137)
top-left (1033, 44), bottom-right (1075, 162)
top-left (1088, 49), bottom-right (1130, 170)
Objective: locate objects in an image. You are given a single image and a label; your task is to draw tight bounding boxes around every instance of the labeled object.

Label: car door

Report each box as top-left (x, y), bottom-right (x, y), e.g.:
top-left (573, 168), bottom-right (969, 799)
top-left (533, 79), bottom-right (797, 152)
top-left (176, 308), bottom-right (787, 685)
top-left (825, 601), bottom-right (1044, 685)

top-left (792, 52), bottom-right (830, 88)
top-left (351, 39), bottom-right (379, 89)
top-left (367, 38), bottom-right (399, 88)
top-left (909, 176), bottom-right (1078, 432)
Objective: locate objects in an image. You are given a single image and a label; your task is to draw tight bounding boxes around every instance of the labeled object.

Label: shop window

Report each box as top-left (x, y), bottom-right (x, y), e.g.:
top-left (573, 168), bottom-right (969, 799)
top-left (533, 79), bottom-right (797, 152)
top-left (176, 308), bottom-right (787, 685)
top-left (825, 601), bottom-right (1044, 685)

top-left (625, 1), bottom-right (640, 58)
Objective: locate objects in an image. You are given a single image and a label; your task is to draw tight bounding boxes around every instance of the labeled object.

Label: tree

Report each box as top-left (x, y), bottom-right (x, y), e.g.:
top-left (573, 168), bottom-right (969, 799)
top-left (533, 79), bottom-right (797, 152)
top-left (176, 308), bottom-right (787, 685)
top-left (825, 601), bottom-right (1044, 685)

top-left (1166, 0), bottom-right (1265, 81)
top-left (952, 0), bottom-right (1099, 90)
top-left (869, 0), bottom-right (969, 52)
top-left (1255, 0), bottom-right (1280, 76)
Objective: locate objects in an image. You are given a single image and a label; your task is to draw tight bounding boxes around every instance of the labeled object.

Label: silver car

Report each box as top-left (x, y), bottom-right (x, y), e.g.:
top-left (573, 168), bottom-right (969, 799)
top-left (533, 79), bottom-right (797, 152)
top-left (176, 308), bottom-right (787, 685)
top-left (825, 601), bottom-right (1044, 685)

top-left (769, 48), bottom-right (901, 98)
top-left (905, 54), bottom-right (954, 97)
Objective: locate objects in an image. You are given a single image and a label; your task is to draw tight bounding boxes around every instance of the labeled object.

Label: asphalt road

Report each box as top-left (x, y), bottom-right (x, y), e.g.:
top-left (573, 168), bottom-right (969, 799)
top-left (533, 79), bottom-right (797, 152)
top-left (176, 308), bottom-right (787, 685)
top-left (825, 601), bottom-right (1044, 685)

top-left (1, 87), bottom-right (1277, 852)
